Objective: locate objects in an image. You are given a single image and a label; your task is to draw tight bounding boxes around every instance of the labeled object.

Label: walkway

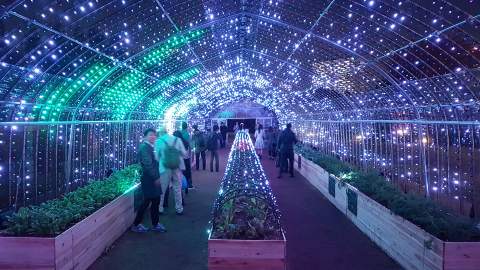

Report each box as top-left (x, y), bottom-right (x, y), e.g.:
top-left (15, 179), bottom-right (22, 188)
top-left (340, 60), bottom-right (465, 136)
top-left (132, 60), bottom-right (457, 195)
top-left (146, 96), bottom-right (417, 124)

top-left (90, 148), bottom-right (401, 270)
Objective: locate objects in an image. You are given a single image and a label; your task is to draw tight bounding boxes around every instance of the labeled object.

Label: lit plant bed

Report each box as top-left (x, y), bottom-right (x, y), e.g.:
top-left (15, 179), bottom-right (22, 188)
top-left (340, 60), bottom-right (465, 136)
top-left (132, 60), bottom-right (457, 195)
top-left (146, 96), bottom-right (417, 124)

top-left (295, 144), bottom-right (480, 270)
top-left (0, 165), bottom-right (140, 270)
top-left (208, 131), bottom-right (286, 270)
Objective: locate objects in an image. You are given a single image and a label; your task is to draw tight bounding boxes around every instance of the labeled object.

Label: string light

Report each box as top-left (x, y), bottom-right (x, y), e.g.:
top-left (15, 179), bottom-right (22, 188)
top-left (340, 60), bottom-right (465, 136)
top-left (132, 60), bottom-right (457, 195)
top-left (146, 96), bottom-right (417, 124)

top-left (0, 0), bottom-right (478, 214)
top-left (211, 131), bottom-right (282, 240)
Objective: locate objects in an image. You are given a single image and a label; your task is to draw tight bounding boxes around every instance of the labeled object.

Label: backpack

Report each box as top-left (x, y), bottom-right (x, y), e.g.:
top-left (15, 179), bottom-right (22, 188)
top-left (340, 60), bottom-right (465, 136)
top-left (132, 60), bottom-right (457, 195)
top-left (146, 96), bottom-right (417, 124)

top-left (161, 138), bottom-right (181, 169)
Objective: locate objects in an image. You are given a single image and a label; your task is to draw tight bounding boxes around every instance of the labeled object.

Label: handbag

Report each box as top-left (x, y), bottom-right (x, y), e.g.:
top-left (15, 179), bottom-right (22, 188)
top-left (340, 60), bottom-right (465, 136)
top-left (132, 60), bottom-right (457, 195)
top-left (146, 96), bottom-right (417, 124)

top-left (181, 175), bottom-right (188, 190)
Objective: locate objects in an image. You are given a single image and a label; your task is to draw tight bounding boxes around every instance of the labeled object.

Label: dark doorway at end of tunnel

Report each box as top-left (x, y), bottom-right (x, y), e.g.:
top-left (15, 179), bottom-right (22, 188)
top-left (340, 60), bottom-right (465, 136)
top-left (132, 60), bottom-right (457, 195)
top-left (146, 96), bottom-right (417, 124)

top-left (227, 118), bottom-right (256, 133)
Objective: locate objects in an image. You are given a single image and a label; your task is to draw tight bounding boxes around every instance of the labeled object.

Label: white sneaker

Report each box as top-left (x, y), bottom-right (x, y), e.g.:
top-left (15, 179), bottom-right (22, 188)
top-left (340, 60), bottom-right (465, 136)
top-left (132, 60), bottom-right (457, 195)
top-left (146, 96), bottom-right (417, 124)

top-left (131, 224), bottom-right (149, 233)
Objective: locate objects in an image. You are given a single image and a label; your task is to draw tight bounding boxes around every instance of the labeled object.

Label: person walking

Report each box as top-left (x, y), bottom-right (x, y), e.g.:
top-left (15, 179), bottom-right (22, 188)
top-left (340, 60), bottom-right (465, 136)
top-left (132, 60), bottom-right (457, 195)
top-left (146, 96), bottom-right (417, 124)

top-left (220, 122), bottom-right (228, 148)
top-left (180, 122), bottom-right (193, 189)
top-left (155, 126), bottom-right (186, 215)
top-left (277, 123), bottom-right (298, 178)
top-left (254, 124), bottom-right (265, 159)
top-left (173, 130), bottom-right (190, 199)
top-left (132, 128), bottom-right (166, 233)
top-left (192, 124), bottom-right (207, 171)
top-left (207, 125), bottom-right (222, 172)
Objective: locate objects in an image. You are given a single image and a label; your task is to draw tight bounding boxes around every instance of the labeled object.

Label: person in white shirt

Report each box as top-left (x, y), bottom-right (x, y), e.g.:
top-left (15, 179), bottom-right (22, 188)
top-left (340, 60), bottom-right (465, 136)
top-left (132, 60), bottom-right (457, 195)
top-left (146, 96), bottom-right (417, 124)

top-left (155, 126), bottom-right (187, 215)
top-left (254, 124), bottom-right (265, 159)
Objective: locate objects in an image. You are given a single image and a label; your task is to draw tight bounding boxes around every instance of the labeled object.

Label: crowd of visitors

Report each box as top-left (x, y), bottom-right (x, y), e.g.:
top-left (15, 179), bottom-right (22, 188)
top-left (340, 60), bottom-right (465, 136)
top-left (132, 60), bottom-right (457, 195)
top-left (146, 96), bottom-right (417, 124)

top-left (132, 121), bottom-right (297, 232)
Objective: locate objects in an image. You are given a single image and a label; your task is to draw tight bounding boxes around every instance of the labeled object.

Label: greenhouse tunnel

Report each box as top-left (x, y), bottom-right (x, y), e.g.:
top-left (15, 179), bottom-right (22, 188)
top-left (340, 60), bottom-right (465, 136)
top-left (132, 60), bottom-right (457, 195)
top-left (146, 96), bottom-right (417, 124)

top-left (0, 0), bottom-right (480, 270)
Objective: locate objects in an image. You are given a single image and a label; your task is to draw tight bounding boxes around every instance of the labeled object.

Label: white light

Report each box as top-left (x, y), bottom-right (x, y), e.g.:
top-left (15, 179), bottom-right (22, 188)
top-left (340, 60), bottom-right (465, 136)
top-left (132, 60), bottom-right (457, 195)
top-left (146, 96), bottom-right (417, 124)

top-left (390, 24), bottom-right (396, 29)
top-left (88, 2), bottom-right (94, 7)
top-left (368, 1), bottom-right (375, 6)
top-left (64, 15), bottom-right (69, 21)
top-left (80, 6), bottom-right (85, 12)
top-left (51, 54), bottom-right (57, 59)
top-left (4, 39), bottom-right (10, 45)
top-left (34, 68), bottom-right (41, 74)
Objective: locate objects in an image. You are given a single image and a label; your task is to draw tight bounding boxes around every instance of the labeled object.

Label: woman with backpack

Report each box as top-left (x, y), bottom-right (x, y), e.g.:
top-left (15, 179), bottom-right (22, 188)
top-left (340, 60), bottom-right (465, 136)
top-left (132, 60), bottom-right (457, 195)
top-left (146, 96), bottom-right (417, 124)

top-left (155, 126), bottom-right (187, 215)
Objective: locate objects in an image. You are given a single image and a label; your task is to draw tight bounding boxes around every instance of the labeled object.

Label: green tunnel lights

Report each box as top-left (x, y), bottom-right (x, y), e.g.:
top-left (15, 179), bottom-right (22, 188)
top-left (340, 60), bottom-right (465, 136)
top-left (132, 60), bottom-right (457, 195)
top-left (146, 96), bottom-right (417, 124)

top-left (137, 29), bottom-right (206, 71)
top-left (98, 29), bottom-right (206, 120)
top-left (153, 84), bottom-right (199, 119)
top-left (32, 62), bottom-right (111, 121)
top-left (102, 67), bottom-right (200, 120)
top-left (25, 28), bottom-right (207, 122)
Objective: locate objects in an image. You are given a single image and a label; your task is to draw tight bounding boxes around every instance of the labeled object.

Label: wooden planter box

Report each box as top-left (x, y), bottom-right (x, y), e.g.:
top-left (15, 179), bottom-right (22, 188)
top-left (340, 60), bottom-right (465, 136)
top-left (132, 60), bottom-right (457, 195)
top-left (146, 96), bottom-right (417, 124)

top-left (0, 189), bottom-right (136, 270)
top-left (208, 232), bottom-right (287, 270)
top-left (295, 154), bottom-right (480, 270)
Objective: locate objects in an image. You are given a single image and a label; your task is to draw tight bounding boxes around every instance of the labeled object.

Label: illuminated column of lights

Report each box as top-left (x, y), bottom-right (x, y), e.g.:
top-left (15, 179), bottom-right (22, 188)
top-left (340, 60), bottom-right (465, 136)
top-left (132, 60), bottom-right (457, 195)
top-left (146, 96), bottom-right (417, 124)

top-left (211, 130), bottom-right (282, 240)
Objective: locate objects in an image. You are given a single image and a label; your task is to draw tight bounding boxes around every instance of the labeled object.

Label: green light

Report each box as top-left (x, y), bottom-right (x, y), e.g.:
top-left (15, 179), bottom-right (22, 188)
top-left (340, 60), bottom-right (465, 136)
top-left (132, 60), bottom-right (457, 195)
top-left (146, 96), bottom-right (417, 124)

top-left (97, 29), bottom-right (206, 120)
top-left (153, 85), bottom-right (199, 119)
top-left (32, 62), bottom-right (111, 121)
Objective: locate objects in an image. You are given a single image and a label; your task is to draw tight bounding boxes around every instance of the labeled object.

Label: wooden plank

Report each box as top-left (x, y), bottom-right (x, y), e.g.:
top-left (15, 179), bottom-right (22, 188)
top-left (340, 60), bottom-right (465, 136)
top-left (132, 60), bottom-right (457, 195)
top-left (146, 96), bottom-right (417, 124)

top-left (208, 258), bottom-right (286, 270)
top-left (208, 239), bottom-right (286, 270)
top-left (208, 239), bottom-right (286, 259)
top-left (443, 242), bottom-right (480, 270)
top-left (71, 193), bottom-right (134, 270)
top-left (0, 237), bottom-right (55, 269)
top-left (55, 229), bottom-right (73, 270)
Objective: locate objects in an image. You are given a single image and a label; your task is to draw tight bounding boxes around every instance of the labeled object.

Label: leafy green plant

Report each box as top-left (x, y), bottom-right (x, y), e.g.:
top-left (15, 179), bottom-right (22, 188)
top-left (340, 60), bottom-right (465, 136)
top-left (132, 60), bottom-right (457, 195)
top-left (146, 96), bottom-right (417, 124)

top-left (295, 144), bottom-right (480, 242)
top-left (1, 165), bottom-right (140, 237)
top-left (212, 195), bottom-right (281, 240)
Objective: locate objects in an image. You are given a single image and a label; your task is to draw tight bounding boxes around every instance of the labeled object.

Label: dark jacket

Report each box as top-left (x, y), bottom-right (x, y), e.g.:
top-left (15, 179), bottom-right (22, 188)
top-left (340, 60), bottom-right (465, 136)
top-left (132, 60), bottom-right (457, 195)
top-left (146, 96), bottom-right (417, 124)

top-left (138, 142), bottom-right (161, 198)
top-left (220, 125), bottom-right (227, 136)
top-left (277, 128), bottom-right (298, 153)
top-left (207, 132), bottom-right (222, 151)
top-left (192, 130), bottom-right (207, 153)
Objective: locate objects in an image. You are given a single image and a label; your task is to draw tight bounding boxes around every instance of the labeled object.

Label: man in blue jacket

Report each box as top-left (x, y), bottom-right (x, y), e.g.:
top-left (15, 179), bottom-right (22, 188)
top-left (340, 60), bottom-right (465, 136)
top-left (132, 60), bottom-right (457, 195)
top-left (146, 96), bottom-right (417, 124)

top-left (132, 128), bottom-right (166, 233)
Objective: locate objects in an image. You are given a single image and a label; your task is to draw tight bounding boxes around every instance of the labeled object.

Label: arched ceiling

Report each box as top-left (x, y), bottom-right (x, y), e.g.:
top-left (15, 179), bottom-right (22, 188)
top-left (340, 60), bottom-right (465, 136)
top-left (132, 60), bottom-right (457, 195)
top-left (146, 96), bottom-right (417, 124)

top-left (1, 0), bottom-right (480, 122)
